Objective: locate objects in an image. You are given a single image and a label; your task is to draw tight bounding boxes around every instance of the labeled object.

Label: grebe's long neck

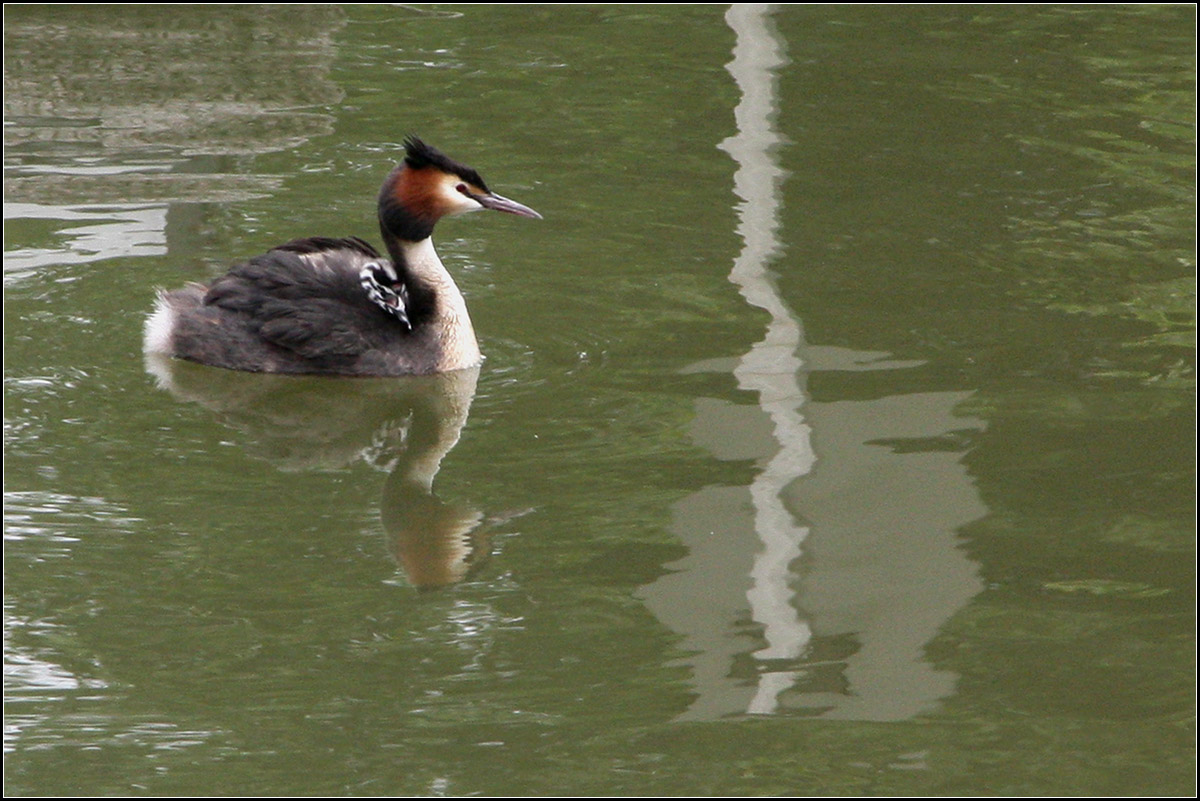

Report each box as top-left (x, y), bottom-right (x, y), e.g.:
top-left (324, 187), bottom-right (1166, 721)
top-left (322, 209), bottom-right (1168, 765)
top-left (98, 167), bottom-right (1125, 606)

top-left (391, 236), bottom-right (481, 370)
top-left (395, 237), bottom-right (470, 321)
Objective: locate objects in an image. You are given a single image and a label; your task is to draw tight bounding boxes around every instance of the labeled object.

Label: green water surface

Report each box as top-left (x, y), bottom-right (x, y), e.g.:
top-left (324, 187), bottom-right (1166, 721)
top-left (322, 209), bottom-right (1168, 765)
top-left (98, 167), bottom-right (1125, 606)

top-left (4, 4), bottom-right (1194, 796)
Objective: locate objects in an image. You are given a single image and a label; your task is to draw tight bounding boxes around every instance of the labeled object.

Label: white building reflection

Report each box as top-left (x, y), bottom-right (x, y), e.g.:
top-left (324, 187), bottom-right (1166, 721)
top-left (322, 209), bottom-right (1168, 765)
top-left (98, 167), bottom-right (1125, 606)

top-left (639, 4), bottom-right (986, 721)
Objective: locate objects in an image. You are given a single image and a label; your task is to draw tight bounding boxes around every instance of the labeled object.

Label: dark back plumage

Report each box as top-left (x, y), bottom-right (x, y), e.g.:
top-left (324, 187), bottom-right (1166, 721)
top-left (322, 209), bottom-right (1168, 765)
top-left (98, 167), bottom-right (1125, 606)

top-left (273, 235), bottom-right (381, 261)
top-left (162, 238), bottom-right (412, 372)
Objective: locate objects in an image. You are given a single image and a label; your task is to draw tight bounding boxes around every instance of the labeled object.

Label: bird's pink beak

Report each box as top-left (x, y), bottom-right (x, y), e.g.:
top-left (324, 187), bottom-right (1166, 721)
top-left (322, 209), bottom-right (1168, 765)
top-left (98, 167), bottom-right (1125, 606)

top-left (477, 191), bottom-right (542, 219)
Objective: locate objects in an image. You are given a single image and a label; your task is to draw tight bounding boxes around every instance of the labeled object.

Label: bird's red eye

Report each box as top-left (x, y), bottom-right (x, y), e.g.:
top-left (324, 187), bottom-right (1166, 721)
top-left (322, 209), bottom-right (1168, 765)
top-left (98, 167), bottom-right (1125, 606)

top-left (455, 183), bottom-right (469, 194)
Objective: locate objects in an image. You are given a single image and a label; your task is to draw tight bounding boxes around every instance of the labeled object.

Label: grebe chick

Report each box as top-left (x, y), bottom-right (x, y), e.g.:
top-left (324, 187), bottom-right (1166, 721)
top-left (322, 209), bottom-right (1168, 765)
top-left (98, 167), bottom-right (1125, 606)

top-left (144, 137), bottom-right (540, 376)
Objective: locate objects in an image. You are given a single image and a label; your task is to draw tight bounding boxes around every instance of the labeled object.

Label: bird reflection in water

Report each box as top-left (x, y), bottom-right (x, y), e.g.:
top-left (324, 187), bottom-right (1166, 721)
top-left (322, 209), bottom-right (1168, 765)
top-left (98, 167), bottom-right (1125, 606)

top-left (146, 354), bottom-right (522, 588)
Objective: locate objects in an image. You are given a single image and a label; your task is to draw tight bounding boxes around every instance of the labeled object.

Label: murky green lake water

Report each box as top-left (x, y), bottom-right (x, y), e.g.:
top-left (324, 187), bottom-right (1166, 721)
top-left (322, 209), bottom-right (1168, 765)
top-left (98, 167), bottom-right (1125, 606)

top-left (5, 4), bottom-right (1194, 796)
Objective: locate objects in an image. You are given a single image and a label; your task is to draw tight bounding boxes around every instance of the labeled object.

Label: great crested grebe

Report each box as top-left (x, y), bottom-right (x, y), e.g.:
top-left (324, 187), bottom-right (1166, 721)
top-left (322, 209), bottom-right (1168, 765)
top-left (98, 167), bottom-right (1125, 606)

top-left (144, 137), bottom-right (541, 376)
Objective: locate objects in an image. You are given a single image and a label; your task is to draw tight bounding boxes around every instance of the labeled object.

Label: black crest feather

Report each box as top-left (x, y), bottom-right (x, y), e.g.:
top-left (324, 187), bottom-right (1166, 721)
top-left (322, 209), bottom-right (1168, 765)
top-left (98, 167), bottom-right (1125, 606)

top-left (402, 135), bottom-right (489, 191)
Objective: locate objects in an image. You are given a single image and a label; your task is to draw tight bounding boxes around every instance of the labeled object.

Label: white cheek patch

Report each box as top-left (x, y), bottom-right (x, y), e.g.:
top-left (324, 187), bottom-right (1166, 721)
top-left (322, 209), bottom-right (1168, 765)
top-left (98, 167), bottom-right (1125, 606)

top-left (438, 175), bottom-right (485, 216)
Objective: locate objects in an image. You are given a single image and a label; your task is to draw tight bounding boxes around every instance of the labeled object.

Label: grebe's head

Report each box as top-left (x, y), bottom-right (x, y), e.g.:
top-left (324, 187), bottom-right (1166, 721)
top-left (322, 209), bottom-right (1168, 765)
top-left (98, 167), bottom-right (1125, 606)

top-left (379, 136), bottom-right (541, 242)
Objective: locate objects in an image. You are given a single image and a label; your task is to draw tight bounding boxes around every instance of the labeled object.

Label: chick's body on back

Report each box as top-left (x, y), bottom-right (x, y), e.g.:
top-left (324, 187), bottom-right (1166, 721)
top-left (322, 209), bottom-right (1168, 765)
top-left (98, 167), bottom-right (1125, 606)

top-left (144, 138), bottom-right (540, 377)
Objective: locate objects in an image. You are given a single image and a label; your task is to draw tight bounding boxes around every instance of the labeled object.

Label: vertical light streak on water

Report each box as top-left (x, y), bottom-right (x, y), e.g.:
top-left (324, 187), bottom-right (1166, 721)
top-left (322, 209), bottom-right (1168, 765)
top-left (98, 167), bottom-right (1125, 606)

top-left (718, 3), bottom-right (814, 714)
